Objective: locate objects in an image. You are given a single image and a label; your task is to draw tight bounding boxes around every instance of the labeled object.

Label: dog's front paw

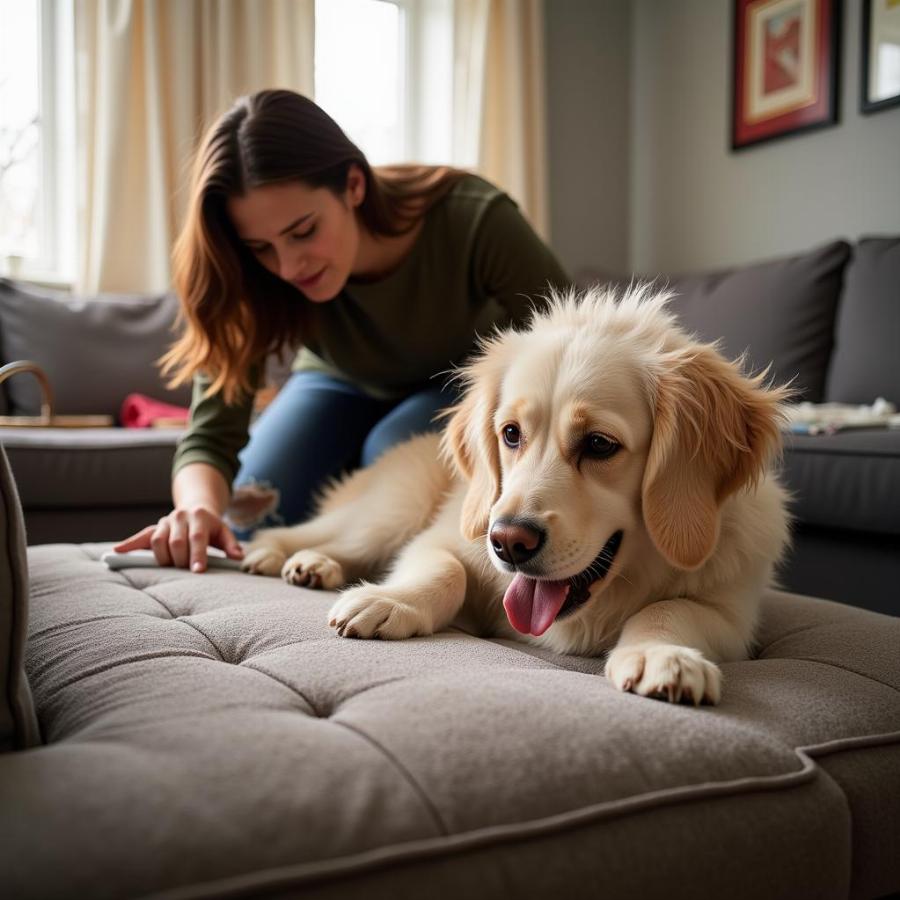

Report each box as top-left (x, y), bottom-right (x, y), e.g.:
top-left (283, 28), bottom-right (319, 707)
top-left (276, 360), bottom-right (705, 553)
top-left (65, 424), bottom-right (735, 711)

top-left (282, 550), bottom-right (344, 589)
top-left (328, 584), bottom-right (431, 640)
top-left (241, 546), bottom-right (286, 577)
top-left (605, 644), bottom-right (722, 705)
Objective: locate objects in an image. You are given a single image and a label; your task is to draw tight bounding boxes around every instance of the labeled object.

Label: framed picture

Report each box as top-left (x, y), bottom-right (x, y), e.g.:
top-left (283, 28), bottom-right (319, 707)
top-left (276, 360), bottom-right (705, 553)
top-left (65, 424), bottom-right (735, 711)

top-left (861, 0), bottom-right (900, 113)
top-left (732, 0), bottom-right (841, 150)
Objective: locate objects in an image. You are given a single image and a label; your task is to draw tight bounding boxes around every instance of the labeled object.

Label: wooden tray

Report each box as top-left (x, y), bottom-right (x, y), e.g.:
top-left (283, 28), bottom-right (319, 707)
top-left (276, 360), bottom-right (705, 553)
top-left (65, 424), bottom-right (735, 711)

top-left (0, 414), bottom-right (114, 428)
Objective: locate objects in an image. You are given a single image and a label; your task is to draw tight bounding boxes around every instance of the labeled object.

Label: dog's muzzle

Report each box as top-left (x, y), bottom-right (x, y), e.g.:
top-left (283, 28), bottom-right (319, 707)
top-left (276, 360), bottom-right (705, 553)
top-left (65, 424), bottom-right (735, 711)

top-left (501, 530), bottom-right (624, 636)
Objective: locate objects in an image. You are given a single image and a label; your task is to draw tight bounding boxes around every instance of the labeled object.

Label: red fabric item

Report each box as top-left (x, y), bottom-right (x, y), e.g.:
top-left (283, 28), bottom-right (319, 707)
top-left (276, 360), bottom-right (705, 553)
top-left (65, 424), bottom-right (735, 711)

top-left (120, 393), bottom-right (189, 428)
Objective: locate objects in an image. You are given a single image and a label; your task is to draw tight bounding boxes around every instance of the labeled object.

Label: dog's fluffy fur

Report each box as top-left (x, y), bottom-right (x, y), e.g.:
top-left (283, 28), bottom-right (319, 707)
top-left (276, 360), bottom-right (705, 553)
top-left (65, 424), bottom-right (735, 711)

top-left (243, 286), bottom-right (791, 705)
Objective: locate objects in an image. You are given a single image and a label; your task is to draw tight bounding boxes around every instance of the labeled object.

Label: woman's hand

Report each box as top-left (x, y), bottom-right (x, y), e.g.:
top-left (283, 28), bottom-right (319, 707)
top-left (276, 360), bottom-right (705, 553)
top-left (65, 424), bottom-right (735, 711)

top-left (114, 506), bottom-right (244, 572)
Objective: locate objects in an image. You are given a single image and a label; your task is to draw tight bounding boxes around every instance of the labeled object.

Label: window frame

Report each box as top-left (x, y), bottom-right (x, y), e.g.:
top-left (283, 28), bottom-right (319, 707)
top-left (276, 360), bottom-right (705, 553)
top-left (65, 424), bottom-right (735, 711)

top-left (37, 0), bottom-right (76, 284)
top-left (313, 0), bottom-right (453, 167)
top-left (399, 0), bottom-right (454, 165)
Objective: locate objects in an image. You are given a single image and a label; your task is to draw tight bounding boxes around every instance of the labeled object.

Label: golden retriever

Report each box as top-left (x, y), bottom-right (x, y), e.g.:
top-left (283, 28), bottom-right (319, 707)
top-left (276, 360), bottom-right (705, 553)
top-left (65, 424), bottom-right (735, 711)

top-left (242, 285), bottom-right (791, 705)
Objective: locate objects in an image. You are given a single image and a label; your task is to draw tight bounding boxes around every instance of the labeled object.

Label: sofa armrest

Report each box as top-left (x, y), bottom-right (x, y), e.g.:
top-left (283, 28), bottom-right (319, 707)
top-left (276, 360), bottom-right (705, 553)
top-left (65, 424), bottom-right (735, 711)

top-left (0, 444), bottom-right (41, 749)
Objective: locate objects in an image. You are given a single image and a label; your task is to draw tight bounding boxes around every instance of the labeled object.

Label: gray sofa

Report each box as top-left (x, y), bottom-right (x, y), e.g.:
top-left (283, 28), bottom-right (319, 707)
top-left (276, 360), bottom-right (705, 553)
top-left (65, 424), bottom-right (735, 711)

top-left (1, 236), bottom-right (898, 615)
top-left (2, 440), bottom-right (900, 899)
top-left (0, 281), bottom-right (189, 543)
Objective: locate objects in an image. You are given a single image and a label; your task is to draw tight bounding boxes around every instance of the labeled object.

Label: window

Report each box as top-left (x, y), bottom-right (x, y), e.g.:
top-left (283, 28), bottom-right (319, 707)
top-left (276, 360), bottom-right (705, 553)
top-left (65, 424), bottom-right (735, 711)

top-left (0, 0), bottom-right (75, 282)
top-left (314, 0), bottom-right (453, 166)
top-left (0, 0), bottom-right (453, 283)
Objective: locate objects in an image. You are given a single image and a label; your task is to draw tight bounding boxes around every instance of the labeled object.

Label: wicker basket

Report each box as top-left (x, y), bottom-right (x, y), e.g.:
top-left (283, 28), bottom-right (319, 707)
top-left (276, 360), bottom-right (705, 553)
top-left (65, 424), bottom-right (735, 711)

top-left (0, 361), bottom-right (114, 428)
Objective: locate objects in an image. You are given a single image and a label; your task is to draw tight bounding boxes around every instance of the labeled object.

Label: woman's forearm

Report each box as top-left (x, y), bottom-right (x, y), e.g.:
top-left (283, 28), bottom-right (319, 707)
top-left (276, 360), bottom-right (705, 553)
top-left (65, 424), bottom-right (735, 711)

top-left (172, 462), bottom-right (232, 514)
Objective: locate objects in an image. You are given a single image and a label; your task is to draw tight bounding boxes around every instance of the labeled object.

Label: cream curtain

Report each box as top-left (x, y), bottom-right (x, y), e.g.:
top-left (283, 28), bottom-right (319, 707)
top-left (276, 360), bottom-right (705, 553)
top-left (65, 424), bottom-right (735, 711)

top-left (453, 0), bottom-right (549, 239)
top-left (74, 0), bottom-right (315, 293)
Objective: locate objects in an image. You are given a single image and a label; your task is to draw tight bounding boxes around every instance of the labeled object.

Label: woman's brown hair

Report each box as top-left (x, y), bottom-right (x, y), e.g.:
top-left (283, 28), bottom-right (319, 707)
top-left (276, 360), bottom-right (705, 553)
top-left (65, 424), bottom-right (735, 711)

top-left (161, 89), bottom-right (467, 404)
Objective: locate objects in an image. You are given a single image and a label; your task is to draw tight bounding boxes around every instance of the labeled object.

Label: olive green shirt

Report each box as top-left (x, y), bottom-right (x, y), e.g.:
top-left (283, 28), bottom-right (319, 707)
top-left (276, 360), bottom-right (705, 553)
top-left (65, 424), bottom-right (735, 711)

top-left (173, 174), bottom-right (570, 484)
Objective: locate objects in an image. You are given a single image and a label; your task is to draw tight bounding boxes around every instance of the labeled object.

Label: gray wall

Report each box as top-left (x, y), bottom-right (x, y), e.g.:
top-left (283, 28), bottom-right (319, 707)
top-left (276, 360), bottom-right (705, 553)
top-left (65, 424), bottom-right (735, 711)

top-left (544, 0), bottom-right (631, 278)
top-left (546, 0), bottom-right (900, 277)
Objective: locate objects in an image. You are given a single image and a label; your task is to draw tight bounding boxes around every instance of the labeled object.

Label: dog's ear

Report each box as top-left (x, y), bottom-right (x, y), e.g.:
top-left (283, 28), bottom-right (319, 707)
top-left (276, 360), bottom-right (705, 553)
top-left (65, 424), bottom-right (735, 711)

top-left (441, 368), bottom-right (502, 542)
top-left (642, 344), bottom-right (787, 570)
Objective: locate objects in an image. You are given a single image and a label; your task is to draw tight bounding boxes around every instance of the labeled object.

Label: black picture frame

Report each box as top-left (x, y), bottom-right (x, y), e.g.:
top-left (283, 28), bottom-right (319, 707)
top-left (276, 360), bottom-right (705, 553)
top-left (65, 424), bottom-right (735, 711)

top-left (861, 0), bottom-right (900, 114)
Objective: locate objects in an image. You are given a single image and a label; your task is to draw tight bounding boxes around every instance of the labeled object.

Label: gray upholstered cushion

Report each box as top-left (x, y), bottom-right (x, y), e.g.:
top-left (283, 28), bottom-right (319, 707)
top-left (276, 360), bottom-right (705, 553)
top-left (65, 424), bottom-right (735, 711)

top-left (825, 236), bottom-right (900, 405)
top-left (4, 544), bottom-right (899, 899)
top-left (576, 242), bottom-right (851, 402)
top-left (0, 427), bottom-right (182, 544)
top-left (0, 279), bottom-right (191, 418)
top-left (0, 445), bottom-right (40, 751)
top-left (0, 427), bottom-right (181, 510)
top-left (780, 428), bottom-right (900, 536)
top-left (663, 241), bottom-right (851, 402)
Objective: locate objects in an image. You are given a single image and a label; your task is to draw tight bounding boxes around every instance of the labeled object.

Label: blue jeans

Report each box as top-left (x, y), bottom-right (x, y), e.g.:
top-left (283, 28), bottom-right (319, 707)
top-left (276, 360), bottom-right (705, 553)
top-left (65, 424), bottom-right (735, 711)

top-left (230, 371), bottom-right (458, 535)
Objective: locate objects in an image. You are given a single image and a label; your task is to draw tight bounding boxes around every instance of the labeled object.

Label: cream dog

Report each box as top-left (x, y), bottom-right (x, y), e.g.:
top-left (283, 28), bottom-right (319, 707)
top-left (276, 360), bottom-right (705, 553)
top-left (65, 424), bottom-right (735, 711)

top-left (242, 285), bottom-right (791, 705)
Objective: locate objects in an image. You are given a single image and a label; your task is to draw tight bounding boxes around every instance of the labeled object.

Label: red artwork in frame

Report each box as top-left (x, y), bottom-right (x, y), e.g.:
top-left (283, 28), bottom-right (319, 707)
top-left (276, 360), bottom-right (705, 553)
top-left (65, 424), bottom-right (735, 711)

top-left (732, 0), bottom-right (841, 150)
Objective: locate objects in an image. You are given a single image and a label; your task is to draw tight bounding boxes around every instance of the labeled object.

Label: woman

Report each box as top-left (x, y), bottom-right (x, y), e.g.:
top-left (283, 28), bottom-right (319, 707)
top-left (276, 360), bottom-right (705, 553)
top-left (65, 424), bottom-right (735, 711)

top-left (116, 89), bottom-right (569, 571)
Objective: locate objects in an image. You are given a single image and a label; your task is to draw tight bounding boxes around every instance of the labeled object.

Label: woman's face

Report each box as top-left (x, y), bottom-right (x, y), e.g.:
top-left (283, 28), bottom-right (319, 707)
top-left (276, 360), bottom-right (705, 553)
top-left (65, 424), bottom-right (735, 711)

top-left (227, 168), bottom-right (365, 302)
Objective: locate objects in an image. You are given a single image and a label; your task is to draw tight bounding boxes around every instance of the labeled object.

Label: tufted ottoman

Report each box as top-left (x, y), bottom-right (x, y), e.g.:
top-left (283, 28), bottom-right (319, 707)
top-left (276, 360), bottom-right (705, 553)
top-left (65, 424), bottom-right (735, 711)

top-left (0, 539), bottom-right (897, 900)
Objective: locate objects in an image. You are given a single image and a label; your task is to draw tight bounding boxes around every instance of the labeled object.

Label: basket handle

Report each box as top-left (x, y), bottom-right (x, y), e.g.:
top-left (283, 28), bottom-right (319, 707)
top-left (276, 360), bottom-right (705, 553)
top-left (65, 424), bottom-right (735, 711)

top-left (0, 361), bottom-right (55, 421)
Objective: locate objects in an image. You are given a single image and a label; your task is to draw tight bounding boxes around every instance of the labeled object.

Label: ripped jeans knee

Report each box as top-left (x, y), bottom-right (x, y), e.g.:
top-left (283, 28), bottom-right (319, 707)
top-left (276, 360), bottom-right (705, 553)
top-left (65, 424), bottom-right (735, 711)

top-left (226, 479), bottom-right (284, 538)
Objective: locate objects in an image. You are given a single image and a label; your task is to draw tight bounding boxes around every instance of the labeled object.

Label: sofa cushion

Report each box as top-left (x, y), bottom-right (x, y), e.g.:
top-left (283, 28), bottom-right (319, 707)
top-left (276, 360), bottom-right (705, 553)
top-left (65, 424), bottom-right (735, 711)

top-left (0, 279), bottom-right (191, 418)
top-left (780, 428), bottom-right (900, 536)
top-left (0, 425), bottom-right (180, 511)
top-left (576, 242), bottom-right (851, 402)
top-left (825, 236), bottom-right (900, 405)
top-left (663, 240), bottom-right (851, 402)
top-left (4, 545), bottom-right (899, 899)
top-left (0, 445), bottom-right (40, 751)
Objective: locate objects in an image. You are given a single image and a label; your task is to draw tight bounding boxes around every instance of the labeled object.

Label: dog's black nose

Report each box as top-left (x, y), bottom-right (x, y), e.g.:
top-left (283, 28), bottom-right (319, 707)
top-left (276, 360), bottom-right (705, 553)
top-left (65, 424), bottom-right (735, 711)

top-left (490, 519), bottom-right (545, 566)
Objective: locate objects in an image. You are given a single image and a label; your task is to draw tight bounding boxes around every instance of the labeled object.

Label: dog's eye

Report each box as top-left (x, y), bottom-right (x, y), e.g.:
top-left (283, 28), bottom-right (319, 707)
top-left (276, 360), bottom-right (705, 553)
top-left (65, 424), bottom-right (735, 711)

top-left (502, 424), bottom-right (521, 449)
top-left (583, 433), bottom-right (620, 460)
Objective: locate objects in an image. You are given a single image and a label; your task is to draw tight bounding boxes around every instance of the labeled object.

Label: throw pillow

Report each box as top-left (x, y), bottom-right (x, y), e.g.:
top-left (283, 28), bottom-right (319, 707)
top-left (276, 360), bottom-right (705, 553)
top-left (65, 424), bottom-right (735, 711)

top-left (0, 279), bottom-right (192, 418)
top-left (663, 240), bottom-right (851, 402)
top-left (824, 236), bottom-right (900, 404)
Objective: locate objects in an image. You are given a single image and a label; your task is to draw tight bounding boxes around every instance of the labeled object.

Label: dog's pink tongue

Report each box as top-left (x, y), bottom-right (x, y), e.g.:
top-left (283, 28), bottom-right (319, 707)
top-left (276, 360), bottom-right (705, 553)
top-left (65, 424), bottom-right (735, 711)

top-left (503, 575), bottom-right (569, 636)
